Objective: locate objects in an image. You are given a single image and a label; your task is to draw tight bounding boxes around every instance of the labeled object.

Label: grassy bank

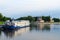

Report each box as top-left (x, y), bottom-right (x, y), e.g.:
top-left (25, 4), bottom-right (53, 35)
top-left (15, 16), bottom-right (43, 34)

top-left (0, 21), bottom-right (4, 25)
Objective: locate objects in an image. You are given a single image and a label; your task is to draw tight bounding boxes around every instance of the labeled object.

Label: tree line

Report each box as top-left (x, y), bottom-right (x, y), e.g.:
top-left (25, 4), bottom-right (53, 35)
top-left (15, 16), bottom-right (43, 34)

top-left (17, 16), bottom-right (60, 22)
top-left (0, 13), bottom-right (60, 22)
top-left (0, 13), bottom-right (11, 21)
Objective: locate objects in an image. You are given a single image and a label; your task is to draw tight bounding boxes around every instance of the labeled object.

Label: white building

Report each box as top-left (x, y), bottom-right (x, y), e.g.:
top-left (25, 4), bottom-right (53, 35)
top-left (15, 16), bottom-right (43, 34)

top-left (5, 20), bottom-right (30, 27)
top-left (12, 20), bottom-right (30, 27)
top-left (37, 17), bottom-right (44, 23)
top-left (50, 18), bottom-right (54, 22)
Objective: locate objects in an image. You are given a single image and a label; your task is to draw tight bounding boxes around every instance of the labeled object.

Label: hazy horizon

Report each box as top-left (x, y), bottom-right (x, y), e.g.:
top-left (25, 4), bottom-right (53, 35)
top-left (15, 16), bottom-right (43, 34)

top-left (0, 0), bottom-right (60, 18)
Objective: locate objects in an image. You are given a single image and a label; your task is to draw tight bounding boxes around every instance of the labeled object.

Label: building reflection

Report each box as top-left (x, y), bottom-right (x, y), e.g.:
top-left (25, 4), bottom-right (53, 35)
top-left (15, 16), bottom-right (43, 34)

top-left (30, 23), bottom-right (51, 31)
top-left (3, 27), bottom-right (30, 38)
top-left (36, 23), bottom-right (50, 31)
top-left (37, 23), bottom-right (44, 30)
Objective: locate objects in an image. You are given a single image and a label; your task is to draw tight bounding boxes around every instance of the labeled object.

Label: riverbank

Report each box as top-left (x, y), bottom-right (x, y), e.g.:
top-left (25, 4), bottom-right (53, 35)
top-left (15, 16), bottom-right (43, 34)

top-left (31, 22), bottom-right (60, 25)
top-left (0, 21), bottom-right (60, 25)
top-left (0, 21), bottom-right (4, 25)
top-left (41, 22), bottom-right (60, 24)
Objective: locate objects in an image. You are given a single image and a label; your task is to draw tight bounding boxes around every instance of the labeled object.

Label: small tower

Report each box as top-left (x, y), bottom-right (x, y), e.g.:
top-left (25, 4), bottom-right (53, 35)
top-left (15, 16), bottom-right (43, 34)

top-left (50, 18), bottom-right (54, 22)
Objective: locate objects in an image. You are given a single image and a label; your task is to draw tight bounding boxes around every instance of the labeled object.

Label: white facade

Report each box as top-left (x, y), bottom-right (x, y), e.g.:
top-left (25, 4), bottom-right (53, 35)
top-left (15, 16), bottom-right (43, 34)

top-left (37, 17), bottom-right (44, 23)
top-left (5, 20), bottom-right (30, 27)
top-left (12, 20), bottom-right (30, 27)
top-left (50, 18), bottom-right (54, 22)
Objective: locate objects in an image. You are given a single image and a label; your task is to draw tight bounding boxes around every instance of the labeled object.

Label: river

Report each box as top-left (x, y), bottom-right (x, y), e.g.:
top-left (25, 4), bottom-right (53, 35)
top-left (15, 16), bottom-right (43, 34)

top-left (0, 23), bottom-right (60, 40)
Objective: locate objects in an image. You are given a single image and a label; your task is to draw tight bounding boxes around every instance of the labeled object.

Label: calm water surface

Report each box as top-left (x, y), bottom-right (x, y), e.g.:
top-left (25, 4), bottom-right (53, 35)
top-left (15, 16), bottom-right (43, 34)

top-left (0, 24), bottom-right (60, 40)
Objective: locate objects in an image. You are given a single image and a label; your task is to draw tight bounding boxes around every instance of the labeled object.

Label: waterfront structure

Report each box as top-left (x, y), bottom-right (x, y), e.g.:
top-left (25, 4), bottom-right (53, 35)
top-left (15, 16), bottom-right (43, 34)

top-left (3, 20), bottom-right (30, 30)
top-left (37, 17), bottom-right (44, 23)
top-left (12, 20), bottom-right (30, 27)
top-left (37, 17), bottom-right (54, 23)
top-left (50, 18), bottom-right (54, 22)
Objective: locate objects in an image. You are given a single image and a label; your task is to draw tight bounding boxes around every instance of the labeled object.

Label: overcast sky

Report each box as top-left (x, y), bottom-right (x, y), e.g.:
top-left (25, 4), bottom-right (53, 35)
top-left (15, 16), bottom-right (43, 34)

top-left (0, 0), bottom-right (60, 18)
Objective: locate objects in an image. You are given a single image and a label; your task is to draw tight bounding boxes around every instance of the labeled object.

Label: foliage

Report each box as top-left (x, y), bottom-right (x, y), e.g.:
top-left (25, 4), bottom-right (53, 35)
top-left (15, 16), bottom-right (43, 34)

top-left (53, 18), bottom-right (60, 22)
top-left (0, 13), bottom-right (60, 22)
top-left (17, 16), bottom-right (35, 22)
top-left (34, 17), bottom-right (37, 21)
top-left (0, 13), bottom-right (3, 21)
top-left (17, 16), bottom-right (51, 22)
top-left (0, 21), bottom-right (4, 25)
top-left (42, 16), bottom-right (51, 22)
top-left (0, 13), bottom-right (11, 21)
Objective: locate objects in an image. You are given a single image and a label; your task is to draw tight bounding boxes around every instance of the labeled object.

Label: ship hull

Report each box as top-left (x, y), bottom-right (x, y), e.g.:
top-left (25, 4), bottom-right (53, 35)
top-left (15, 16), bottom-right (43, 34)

top-left (2, 25), bottom-right (29, 30)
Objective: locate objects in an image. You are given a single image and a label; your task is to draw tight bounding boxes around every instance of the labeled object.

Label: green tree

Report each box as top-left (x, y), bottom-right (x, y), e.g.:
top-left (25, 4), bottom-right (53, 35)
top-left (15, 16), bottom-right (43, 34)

top-left (0, 13), bottom-right (3, 21)
top-left (42, 16), bottom-right (51, 22)
top-left (0, 13), bottom-right (11, 21)
top-left (53, 18), bottom-right (60, 22)
top-left (27, 16), bottom-right (35, 22)
top-left (3, 16), bottom-right (7, 21)
top-left (17, 16), bottom-right (35, 22)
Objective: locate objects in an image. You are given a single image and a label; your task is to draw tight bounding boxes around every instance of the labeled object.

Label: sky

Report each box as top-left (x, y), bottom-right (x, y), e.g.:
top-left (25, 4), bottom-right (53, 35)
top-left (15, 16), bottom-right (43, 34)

top-left (0, 0), bottom-right (60, 18)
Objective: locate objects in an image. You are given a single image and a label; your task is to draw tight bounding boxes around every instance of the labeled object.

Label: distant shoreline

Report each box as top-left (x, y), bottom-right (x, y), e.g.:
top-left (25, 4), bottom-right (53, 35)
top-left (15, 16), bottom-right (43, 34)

top-left (37, 22), bottom-right (60, 24)
top-left (41, 22), bottom-right (60, 24)
top-left (0, 21), bottom-right (60, 25)
top-left (32, 22), bottom-right (60, 25)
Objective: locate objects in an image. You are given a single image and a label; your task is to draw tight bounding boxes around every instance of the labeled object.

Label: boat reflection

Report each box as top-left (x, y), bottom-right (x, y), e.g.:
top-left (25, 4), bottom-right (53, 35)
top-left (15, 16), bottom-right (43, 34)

top-left (0, 30), bottom-right (2, 36)
top-left (3, 27), bottom-right (30, 38)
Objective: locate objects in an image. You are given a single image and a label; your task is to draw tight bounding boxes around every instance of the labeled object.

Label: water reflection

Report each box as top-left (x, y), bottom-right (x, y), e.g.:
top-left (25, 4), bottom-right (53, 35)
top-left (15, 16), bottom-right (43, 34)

top-left (0, 23), bottom-right (60, 40)
top-left (0, 30), bottom-right (2, 36)
top-left (2, 23), bottom-right (51, 38)
top-left (50, 24), bottom-right (60, 32)
top-left (3, 27), bottom-right (30, 38)
top-left (30, 23), bottom-right (50, 31)
top-left (2, 23), bottom-right (60, 38)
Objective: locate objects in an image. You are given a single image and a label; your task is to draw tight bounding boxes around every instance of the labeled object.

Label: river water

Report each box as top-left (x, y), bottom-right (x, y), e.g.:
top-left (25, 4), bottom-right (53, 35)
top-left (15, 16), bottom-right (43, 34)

top-left (0, 23), bottom-right (60, 40)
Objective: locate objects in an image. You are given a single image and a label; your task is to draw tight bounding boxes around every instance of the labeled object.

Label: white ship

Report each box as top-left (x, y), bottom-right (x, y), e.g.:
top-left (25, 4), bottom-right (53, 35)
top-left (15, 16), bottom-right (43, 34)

top-left (3, 20), bottom-right (30, 30)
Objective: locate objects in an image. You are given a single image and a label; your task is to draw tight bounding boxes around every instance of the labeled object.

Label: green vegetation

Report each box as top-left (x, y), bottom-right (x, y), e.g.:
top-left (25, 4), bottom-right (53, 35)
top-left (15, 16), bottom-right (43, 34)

top-left (42, 16), bottom-right (51, 22)
top-left (17, 16), bottom-right (35, 22)
top-left (17, 16), bottom-right (60, 22)
top-left (0, 13), bottom-right (11, 21)
top-left (0, 13), bottom-right (11, 25)
top-left (0, 21), bottom-right (4, 25)
top-left (17, 16), bottom-right (51, 22)
top-left (53, 18), bottom-right (60, 22)
top-left (0, 13), bottom-right (60, 23)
